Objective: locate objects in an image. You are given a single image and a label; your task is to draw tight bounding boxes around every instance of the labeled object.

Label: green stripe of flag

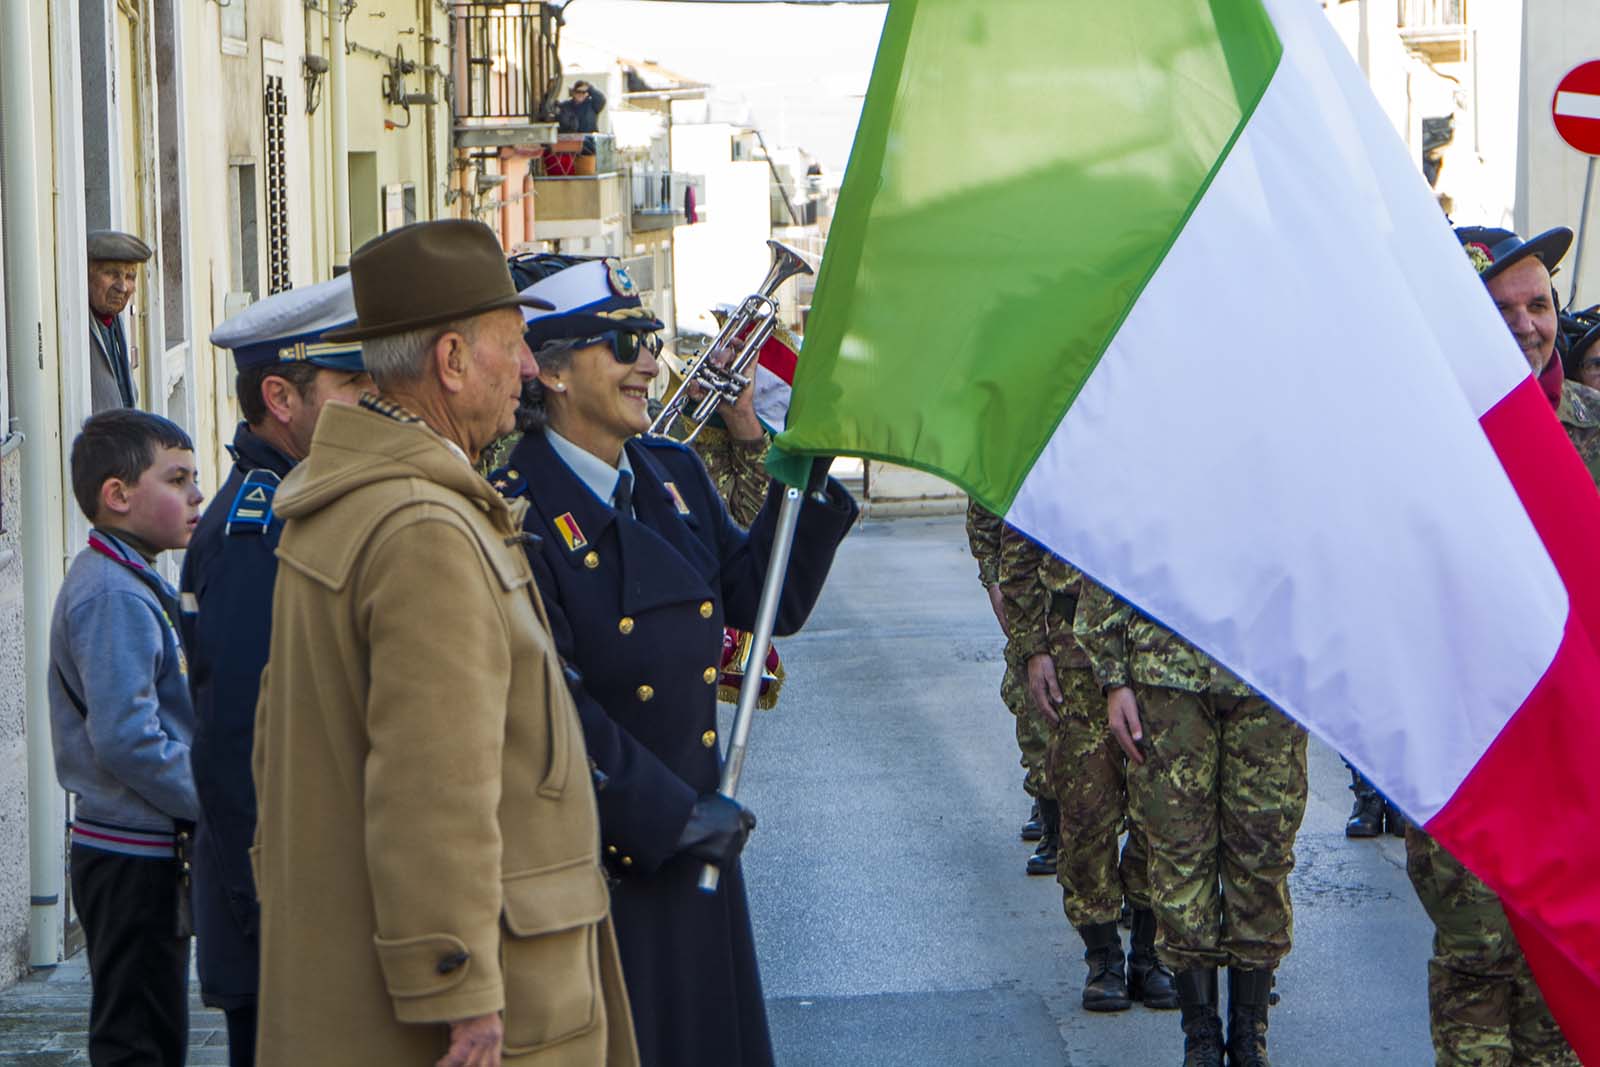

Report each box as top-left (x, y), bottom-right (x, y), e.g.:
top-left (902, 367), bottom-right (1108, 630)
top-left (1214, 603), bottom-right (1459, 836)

top-left (771, 0), bottom-right (1282, 505)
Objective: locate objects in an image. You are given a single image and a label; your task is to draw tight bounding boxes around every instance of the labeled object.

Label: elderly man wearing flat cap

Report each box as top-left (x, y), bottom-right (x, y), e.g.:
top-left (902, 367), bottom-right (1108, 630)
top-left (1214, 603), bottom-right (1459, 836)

top-left (179, 277), bottom-right (372, 1067)
top-left (86, 230), bottom-right (152, 412)
top-left (1394, 227), bottom-right (1588, 1067)
top-left (252, 220), bottom-right (637, 1067)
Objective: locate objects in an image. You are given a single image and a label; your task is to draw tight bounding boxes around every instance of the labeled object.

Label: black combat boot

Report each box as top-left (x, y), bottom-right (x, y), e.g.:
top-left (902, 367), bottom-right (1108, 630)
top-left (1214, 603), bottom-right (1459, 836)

top-left (1344, 766), bottom-right (1383, 838)
top-left (1076, 922), bottom-right (1131, 1012)
top-left (1127, 908), bottom-right (1179, 1010)
top-left (1383, 801), bottom-right (1407, 837)
top-left (1225, 968), bottom-right (1274, 1067)
top-left (1020, 798), bottom-right (1044, 842)
top-left (1025, 798), bottom-right (1059, 875)
top-left (1175, 967), bottom-right (1224, 1067)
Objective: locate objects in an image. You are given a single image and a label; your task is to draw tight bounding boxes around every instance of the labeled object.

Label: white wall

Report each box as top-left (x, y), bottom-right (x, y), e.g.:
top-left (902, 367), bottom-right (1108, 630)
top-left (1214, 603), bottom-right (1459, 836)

top-left (1521, 0), bottom-right (1600, 306)
top-left (670, 123), bottom-right (771, 324)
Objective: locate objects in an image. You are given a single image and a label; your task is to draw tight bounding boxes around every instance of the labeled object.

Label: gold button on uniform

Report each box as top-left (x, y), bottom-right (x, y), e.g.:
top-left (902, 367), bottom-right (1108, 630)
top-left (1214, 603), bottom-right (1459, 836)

top-left (621, 856), bottom-right (633, 867)
top-left (584, 551), bottom-right (600, 569)
top-left (701, 730), bottom-right (716, 748)
top-left (699, 601), bottom-right (714, 618)
top-left (703, 666), bottom-right (717, 684)
top-left (618, 617), bottom-right (635, 635)
top-left (607, 845), bottom-right (617, 855)
top-left (636, 685), bottom-right (655, 702)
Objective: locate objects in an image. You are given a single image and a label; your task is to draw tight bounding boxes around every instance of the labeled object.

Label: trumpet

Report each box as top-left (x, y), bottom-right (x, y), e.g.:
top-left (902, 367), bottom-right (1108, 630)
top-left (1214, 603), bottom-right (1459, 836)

top-left (649, 240), bottom-right (813, 443)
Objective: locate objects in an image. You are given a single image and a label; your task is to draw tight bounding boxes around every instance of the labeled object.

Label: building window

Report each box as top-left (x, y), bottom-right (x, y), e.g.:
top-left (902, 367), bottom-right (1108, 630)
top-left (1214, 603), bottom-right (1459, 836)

top-left (384, 183), bottom-right (417, 232)
top-left (221, 0), bottom-right (247, 56)
top-left (230, 163), bottom-right (260, 302)
top-left (264, 74), bottom-right (291, 293)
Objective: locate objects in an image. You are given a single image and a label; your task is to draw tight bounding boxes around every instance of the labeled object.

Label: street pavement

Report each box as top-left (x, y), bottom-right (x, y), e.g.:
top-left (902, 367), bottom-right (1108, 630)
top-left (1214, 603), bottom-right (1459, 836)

top-left (0, 512), bottom-right (1437, 1065)
top-left (740, 514), bottom-right (1438, 1066)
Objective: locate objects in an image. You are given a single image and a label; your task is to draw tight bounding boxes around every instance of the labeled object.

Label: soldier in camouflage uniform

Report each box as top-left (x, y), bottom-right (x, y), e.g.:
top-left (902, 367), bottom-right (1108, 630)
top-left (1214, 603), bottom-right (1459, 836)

top-left (965, 501), bottom-right (1053, 861)
top-left (1075, 583), bottom-right (1307, 1067)
top-left (998, 527), bottom-right (1176, 1013)
top-left (1393, 228), bottom-right (1585, 1067)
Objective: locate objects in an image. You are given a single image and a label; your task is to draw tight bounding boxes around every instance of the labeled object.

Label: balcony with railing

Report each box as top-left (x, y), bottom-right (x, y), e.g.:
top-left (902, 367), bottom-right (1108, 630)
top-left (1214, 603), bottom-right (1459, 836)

top-left (452, 2), bottom-right (561, 148)
top-left (630, 169), bottom-right (706, 231)
top-left (1398, 0), bottom-right (1467, 62)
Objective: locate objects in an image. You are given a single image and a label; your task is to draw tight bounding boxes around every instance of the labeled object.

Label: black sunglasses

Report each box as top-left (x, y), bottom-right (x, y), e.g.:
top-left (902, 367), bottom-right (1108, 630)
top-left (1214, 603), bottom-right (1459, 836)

top-left (580, 330), bottom-right (661, 365)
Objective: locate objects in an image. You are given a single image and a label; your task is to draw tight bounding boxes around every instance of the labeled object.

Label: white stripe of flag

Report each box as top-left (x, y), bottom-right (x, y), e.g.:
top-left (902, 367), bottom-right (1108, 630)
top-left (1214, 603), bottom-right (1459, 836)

top-left (1555, 90), bottom-right (1600, 121)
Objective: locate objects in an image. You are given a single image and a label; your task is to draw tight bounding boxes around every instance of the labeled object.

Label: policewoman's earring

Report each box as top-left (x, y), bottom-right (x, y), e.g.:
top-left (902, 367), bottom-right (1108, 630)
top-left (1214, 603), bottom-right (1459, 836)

top-left (550, 382), bottom-right (567, 392)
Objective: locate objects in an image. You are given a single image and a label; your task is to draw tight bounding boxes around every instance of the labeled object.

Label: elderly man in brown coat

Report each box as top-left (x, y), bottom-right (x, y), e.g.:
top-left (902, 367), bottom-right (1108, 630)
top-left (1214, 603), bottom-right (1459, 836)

top-left (252, 221), bottom-right (637, 1067)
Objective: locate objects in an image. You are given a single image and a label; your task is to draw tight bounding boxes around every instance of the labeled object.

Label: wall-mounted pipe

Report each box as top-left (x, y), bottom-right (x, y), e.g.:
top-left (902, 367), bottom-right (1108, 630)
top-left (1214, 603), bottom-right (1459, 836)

top-left (2, 0), bottom-right (67, 969)
top-left (331, 1), bottom-right (351, 267)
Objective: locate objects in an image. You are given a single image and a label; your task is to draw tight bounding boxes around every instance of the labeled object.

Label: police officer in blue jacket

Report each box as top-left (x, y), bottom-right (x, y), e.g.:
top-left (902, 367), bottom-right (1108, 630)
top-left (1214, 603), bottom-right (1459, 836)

top-left (179, 279), bottom-right (371, 1067)
top-left (490, 257), bottom-right (858, 1067)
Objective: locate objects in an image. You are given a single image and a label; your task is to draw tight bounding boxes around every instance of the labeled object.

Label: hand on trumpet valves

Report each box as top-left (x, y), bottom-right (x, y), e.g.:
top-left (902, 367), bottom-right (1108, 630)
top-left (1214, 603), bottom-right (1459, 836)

top-left (687, 344), bottom-right (763, 442)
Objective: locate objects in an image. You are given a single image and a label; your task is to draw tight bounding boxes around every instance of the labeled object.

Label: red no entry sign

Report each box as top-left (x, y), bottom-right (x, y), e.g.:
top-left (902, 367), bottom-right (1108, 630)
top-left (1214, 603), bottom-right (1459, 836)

top-left (1554, 61), bottom-right (1600, 156)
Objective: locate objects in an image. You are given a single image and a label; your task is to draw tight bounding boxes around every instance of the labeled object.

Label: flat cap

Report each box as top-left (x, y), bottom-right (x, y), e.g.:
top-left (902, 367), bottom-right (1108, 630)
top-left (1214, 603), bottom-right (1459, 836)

top-left (87, 230), bottom-right (153, 264)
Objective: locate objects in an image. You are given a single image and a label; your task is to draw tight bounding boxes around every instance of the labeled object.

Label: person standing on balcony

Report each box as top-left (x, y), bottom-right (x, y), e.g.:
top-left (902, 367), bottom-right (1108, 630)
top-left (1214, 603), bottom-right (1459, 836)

top-left (86, 230), bottom-right (152, 412)
top-left (557, 80), bottom-right (606, 135)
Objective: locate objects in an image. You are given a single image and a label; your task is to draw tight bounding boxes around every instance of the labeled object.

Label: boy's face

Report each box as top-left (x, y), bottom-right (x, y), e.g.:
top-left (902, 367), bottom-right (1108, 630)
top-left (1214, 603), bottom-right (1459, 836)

top-left (99, 447), bottom-right (204, 550)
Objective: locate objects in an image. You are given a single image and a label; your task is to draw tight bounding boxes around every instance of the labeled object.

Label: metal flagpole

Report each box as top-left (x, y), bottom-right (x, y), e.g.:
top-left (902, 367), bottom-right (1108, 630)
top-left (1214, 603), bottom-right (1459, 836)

top-left (698, 463), bottom-right (824, 892)
top-left (1569, 156), bottom-right (1598, 311)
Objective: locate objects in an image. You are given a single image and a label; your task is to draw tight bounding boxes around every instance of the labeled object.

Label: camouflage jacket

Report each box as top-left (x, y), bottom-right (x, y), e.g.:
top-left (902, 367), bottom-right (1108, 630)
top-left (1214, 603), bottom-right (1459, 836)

top-left (1559, 379), bottom-right (1600, 492)
top-left (965, 501), bottom-right (1004, 587)
top-left (998, 524), bottom-right (1091, 668)
top-left (691, 423), bottom-right (771, 528)
top-left (1073, 581), bottom-right (1254, 697)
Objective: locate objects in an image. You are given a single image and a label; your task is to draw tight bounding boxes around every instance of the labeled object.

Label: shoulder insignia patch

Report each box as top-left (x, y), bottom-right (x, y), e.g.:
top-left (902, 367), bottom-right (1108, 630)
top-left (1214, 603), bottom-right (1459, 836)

top-left (487, 465), bottom-right (528, 498)
top-left (663, 481), bottom-right (692, 515)
top-left (553, 512), bottom-right (588, 552)
top-left (225, 468), bottom-right (282, 536)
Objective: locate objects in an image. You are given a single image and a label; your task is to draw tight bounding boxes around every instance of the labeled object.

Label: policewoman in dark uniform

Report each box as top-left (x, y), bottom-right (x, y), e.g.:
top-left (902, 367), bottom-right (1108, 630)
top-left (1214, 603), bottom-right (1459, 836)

top-left (491, 258), bottom-right (857, 1067)
top-left (178, 278), bottom-right (370, 1067)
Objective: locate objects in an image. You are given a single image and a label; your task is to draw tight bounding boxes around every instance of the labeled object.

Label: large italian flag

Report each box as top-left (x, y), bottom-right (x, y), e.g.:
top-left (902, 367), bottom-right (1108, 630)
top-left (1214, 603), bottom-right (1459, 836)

top-left (776, 0), bottom-right (1600, 1056)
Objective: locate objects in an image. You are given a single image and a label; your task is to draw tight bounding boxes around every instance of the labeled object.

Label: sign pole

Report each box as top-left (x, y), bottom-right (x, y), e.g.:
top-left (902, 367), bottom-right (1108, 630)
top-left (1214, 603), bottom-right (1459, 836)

top-left (1552, 60), bottom-right (1600, 307)
top-left (1570, 156), bottom-right (1598, 310)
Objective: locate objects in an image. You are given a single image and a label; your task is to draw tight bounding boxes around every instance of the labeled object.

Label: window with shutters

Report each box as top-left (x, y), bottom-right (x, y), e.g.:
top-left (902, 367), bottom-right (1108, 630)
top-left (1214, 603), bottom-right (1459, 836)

top-left (264, 74), bottom-right (291, 294)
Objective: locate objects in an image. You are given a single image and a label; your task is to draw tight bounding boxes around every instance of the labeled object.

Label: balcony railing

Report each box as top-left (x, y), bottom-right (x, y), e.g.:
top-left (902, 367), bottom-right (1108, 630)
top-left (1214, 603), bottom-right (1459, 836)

top-left (630, 169), bottom-right (705, 228)
top-left (1398, 0), bottom-right (1466, 61)
top-left (1398, 0), bottom-right (1465, 27)
top-left (453, 2), bottom-right (559, 125)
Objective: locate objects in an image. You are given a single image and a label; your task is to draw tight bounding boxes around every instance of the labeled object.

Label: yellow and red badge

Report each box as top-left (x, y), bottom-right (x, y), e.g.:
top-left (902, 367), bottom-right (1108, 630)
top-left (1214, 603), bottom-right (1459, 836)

top-left (553, 512), bottom-right (588, 551)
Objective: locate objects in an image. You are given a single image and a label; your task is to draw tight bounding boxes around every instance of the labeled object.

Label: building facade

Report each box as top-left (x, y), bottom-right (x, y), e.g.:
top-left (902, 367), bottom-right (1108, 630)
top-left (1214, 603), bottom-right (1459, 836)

top-left (0, 0), bottom-right (448, 987)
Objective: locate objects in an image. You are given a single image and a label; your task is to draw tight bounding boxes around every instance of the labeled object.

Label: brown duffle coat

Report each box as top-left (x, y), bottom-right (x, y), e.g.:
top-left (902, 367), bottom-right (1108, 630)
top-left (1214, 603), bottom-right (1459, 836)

top-left (252, 400), bottom-right (636, 1067)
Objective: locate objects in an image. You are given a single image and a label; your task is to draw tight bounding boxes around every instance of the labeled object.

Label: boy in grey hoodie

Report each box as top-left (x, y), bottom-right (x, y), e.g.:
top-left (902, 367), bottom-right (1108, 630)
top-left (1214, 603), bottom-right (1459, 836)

top-left (49, 408), bottom-right (205, 1066)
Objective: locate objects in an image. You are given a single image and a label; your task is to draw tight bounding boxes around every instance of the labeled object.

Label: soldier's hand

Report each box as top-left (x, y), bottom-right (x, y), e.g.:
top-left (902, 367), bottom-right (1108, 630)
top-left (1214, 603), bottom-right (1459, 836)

top-left (1106, 686), bottom-right (1145, 764)
top-left (986, 585), bottom-right (1008, 635)
top-left (439, 1013), bottom-right (502, 1067)
top-left (1026, 653), bottom-right (1062, 726)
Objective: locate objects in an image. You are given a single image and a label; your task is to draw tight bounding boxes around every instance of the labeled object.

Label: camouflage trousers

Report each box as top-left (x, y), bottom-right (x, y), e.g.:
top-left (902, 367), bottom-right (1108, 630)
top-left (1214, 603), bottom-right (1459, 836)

top-left (1045, 665), bottom-right (1150, 927)
top-left (1002, 645), bottom-right (1050, 799)
top-left (1404, 827), bottom-right (1577, 1067)
top-left (1125, 687), bottom-right (1307, 973)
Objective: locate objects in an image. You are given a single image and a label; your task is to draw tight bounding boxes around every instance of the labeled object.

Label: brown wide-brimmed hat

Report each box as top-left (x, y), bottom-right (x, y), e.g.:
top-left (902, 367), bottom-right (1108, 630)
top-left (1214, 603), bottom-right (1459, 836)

top-left (323, 219), bottom-right (553, 342)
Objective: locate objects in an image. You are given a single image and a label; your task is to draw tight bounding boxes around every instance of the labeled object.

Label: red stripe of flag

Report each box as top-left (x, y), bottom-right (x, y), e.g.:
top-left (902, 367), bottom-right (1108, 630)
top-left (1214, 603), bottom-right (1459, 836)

top-left (1425, 376), bottom-right (1600, 1061)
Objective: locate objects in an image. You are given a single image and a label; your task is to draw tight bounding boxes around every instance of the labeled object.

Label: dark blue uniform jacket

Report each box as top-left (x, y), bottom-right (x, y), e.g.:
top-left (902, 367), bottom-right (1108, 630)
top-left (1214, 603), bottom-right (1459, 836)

top-left (179, 423), bottom-right (293, 1010)
top-left (497, 428), bottom-right (856, 1067)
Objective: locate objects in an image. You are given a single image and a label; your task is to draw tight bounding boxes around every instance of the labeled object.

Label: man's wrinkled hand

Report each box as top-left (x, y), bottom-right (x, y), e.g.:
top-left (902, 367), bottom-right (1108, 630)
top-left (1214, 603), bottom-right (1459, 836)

top-left (986, 585), bottom-right (1008, 635)
top-left (439, 1012), bottom-right (502, 1067)
top-left (1026, 653), bottom-right (1062, 726)
top-left (1106, 687), bottom-right (1145, 765)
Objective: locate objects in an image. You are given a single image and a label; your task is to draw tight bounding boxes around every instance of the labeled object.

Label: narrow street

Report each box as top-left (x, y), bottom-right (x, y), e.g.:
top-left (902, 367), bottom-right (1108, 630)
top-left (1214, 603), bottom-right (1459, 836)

top-left (741, 514), bottom-right (1437, 1066)
top-left (0, 514), bottom-right (1440, 1066)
